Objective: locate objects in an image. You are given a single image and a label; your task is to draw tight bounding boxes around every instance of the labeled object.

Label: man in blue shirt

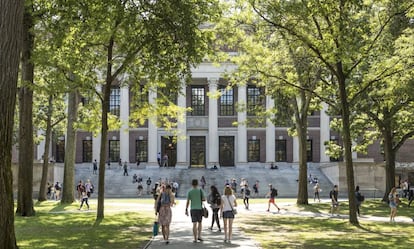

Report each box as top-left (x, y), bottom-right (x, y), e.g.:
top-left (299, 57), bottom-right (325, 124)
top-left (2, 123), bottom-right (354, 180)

top-left (185, 179), bottom-right (206, 243)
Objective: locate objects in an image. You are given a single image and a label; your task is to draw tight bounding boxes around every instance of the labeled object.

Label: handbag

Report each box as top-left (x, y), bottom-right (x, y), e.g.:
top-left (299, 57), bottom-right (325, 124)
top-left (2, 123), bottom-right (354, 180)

top-left (200, 190), bottom-right (209, 218)
top-left (226, 196), bottom-right (237, 215)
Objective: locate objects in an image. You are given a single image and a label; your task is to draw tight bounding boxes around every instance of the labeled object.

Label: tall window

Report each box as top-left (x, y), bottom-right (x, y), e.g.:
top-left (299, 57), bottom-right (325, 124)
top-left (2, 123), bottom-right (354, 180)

top-left (275, 139), bottom-right (287, 162)
top-left (247, 86), bottom-right (264, 116)
top-left (109, 140), bottom-right (120, 162)
top-left (56, 138), bottom-right (65, 163)
top-left (191, 86), bottom-right (205, 116)
top-left (110, 87), bottom-right (120, 117)
top-left (136, 85), bottom-right (148, 107)
top-left (219, 86), bottom-right (234, 116)
top-left (136, 139), bottom-right (148, 162)
top-left (248, 139), bottom-right (260, 162)
top-left (158, 87), bottom-right (177, 105)
top-left (82, 140), bottom-right (92, 162)
top-left (307, 139), bottom-right (313, 162)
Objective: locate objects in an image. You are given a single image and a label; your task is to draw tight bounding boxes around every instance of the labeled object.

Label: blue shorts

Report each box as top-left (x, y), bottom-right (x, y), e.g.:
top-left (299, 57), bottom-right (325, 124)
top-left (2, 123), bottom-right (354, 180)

top-left (190, 209), bottom-right (203, 223)
top-left (223, 210), bottom-right (234, 219)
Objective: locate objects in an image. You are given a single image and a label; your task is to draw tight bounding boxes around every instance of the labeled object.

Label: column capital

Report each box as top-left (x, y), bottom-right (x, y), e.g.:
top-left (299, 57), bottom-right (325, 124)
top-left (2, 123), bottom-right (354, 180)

top-left (207, 77), bottom-right (219, 86)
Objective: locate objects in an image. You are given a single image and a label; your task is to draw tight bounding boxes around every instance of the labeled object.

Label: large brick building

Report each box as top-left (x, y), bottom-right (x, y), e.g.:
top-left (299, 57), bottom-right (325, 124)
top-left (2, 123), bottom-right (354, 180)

top-left (35, 61), bottom-right (414, 182)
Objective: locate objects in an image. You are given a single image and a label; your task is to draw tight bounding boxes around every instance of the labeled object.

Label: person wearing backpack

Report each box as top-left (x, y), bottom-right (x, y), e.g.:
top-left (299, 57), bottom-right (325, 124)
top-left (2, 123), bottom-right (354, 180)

top-left (155, 184), bottom-right (175, 244)
top-left (243, 184), bottom-right (251, 209)
top-left (266, 184), bottom-right (280, 212)
top-left (207, 185), bottom-right (221, 231)
top-left (355, 185), bottom-right (364, 217)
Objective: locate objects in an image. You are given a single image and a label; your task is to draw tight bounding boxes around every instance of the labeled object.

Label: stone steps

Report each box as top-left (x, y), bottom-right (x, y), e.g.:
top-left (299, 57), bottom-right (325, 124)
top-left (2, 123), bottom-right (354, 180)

top-left (75, 164), bottom-right (334, 199)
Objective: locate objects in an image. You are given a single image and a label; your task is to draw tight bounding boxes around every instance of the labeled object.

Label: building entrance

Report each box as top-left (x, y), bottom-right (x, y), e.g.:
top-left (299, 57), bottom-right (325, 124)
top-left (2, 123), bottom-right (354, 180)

top-left (190, 136), bottom-right (206, 168)
top-left (161, 136), bottom-right (176, 167)
top-left (219, 136), bottom-right (234, 166)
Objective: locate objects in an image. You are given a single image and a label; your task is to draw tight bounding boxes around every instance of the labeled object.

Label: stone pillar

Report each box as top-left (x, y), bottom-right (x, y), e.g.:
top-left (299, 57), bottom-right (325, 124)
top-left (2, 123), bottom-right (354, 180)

top-left (92, 133), bottom-right (101, 162)
top-left (37, 129), bottom-right (45, 161)
top-left (119, 86), bottom-right (130, 163)
top-left (237, 85), bottom-right (248, 167)
top-left (208, 78), bottom-right (219, 168)
top-left (176, 81), bottom-right (188, 168)
top-left (293, 136), bottom-right (299, 163)
top-left (265, 95), bottom-right (275, 165)
top-left (147, 88), bottom-right (159, 168)
top-left (320, 103), bottom-right (330, 162)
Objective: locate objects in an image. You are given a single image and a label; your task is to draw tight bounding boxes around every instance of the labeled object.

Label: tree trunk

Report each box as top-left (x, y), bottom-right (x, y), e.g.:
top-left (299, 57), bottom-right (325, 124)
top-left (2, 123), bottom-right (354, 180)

top-left (337, 67), bottom-right (358, 225)
top-left (0, 0), bottom-right (24, 247)
top-left (61, 90), bottom-right (79, 203)
top-left (97, 36), bottom-right (115, 220)
top-left (296, 115), bottom-right (309, 205)
top-left (382, 129), bottom-right (396, 201)
top-left (16, 5), bottom-right (35, 217)
top-left (38, 95), bottom-right (54, 201)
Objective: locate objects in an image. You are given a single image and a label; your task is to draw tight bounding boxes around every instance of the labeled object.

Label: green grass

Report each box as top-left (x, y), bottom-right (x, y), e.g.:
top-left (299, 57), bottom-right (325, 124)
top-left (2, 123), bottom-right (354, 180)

top-left (15, 199), bottom-right (154, 249)
top-left (14, 198), bottom-right (414, 249)
top-left (238, 198), bottom-right (414, 249)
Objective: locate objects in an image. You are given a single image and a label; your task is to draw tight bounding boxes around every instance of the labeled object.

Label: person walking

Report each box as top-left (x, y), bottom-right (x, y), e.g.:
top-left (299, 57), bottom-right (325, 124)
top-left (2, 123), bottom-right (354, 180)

top-left (78, 191), bottom-right (90, 210)
top-left (85, 179), bottom-right (94, 197)
top-left (155, 184), bottom-right (175, 244)
top-left (266, 184), bottom-right (280, 212)
top-left (76, 180), bottom-right (85, 201)
top-left (314, 183), bottom-right (321, 202)
top-left (355, 185), bottom-right (364, 217)
top-left (200, 176), bottom-right (206, 190)
top-left (185, 179), bottom-right (206, 243)
top-left (389, 187), bottom-right (398, 222)
top-left (92, 159), bottom-right (98, 174)
top-left (123, 161), bottom-right (129, 176)
top-left (220, 185), bottom-right (237, 243)
top-left (330, 185), bottom-right (339, 216)
top-left (207, 185), bottom-right (221, 232)
top-left (243, 184), bottom-right (251, 209)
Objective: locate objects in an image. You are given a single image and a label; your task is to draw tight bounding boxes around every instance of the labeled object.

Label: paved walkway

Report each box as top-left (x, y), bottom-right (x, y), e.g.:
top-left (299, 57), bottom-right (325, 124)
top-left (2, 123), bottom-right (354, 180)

top-left (145, 200), bottom-right (261, 249)
top-left (143, 198), bottom-right (413, 249)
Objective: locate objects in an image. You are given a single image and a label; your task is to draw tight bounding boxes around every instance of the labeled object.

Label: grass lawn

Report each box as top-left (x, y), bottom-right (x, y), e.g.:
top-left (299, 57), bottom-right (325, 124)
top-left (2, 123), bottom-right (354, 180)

top-left (15, 199), bottom-right (154, 249)
top-left (238, 198), bottom-right (414, 249)
top-left (14, 198), bottom-right (414, 249)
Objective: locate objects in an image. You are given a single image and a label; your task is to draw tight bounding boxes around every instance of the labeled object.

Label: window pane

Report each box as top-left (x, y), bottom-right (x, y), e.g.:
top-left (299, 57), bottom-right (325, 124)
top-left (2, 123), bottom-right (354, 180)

top-left (247, 86), bottom-right (264, 116)
top-left (275, 139), bottom-right (287, 162)
top-left (109, 140), bottom-right (120, 162)
top-left (307, 139), bottom-right (313, 162)
top-left (136, 140), bottom-right (148, 162)
top-left (191, 86), bottom-right (205, 116)
top-left (82, 140), bottom-right (92, 162)
top-left (110, 87), bottom-right (120, 117)
top-left (248, 139), bottom-right (260, 162)
top-left (56, 139), bottom-right (65, 163)
top-left (219, 87), bottom-right (234, 116)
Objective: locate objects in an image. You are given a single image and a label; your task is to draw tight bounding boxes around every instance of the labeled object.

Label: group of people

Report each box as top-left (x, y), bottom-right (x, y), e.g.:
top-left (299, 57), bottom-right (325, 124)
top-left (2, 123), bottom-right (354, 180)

top-left (153, 178), bottom-right (283, 245)
top-left (76, 179), bottom-right (94, 210)
top-left (47, 181), bottom-right (62, 201)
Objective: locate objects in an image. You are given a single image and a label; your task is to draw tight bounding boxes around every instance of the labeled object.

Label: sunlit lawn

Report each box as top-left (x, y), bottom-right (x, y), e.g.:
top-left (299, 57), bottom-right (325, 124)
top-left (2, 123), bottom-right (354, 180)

top-left (15, 199), bottom-right (154, 249)
top-left (239, 198), bottom-right (414, 249)
top-left (15, 198), bottom-right (414, 249)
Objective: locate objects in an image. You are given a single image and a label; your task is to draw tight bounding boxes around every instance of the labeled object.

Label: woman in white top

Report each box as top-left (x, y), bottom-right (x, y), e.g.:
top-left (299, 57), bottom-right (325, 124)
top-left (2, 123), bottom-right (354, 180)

top-left (220, 185), bottom-right (237, 243)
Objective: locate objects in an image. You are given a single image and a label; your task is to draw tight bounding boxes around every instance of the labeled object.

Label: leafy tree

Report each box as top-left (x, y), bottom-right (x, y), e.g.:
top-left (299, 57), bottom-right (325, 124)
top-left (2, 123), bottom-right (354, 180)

top-left (230, 0), bottom-right (414, 225)
top-left (214, 5), bottom-right (323, 204)
top-left (0, 0), bottom-right (25, 247)
top-left (37, 0), bottom-right (220, 219)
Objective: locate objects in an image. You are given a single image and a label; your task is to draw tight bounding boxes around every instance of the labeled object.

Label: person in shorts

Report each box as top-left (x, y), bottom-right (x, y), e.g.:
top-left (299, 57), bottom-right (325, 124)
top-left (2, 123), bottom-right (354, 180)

top-left (220, 185), bottom-right (237, 243)
top-left (185, 179), bottom-right (206, 243)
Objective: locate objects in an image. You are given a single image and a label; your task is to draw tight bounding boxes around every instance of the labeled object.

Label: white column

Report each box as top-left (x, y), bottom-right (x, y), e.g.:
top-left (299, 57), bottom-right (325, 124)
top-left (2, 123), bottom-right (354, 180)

top-left (208, 78), bottom-right (219, 168)
top-left (293, 136), bottom-right (299, 163)
top-left (320, 103), bottom-right (330, 162)
top-left (120, 86), bottom-right (130, 163)
top-left (265, 95), bottom-right (275, 164)
top-left (176, 81), bottom-right (188, 168)
top-left (352, 141), bottom-right (358, 160)
top-left (37, 129), bottom-right (45, 161)
top-left (92, 133), bottom-right (101, 162)
top-left (237, 85), bottom-right (247, 167)
top-left (147, 88), bottom-right (159, 167)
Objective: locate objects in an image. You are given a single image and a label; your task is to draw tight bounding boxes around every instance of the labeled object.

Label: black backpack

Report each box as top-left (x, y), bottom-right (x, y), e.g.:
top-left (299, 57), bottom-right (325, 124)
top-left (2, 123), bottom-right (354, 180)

top-left (215, 193), bottom-right (221, 205)
top-left (270, 188), bottom-right (278, 198)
